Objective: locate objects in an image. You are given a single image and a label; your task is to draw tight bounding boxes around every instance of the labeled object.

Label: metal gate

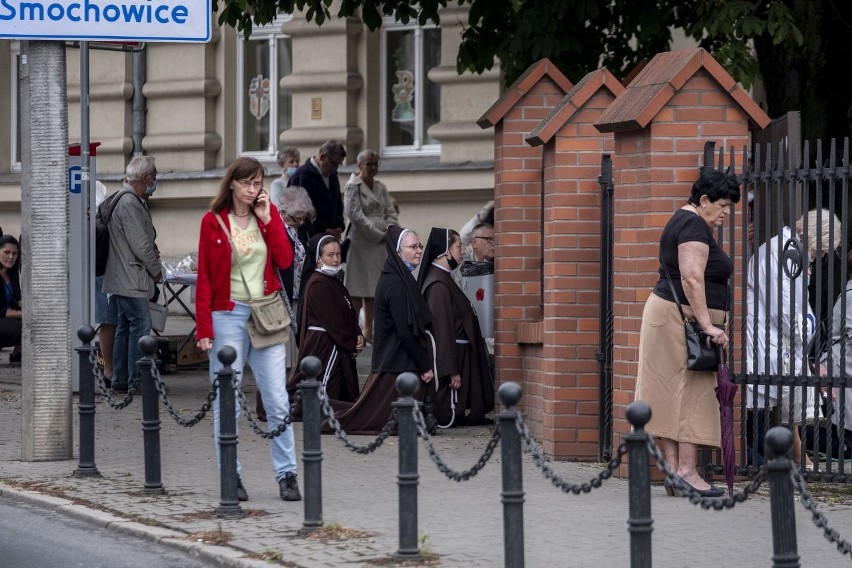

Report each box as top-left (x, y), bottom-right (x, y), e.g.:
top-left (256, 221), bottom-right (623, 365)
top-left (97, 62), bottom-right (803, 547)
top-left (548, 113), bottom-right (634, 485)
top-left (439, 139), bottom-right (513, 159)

top-left (703, 139), bottom-right (852, 482)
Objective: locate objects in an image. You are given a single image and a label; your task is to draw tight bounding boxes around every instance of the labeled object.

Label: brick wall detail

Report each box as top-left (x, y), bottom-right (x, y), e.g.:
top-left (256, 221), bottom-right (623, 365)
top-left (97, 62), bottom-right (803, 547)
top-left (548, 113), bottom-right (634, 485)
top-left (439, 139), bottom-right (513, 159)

top-left (478, 60), bottom-right (573, 443)
top-left (525, 68), bottom-right (624, 458)
top-left (595, 48), bottom-right (770, 470)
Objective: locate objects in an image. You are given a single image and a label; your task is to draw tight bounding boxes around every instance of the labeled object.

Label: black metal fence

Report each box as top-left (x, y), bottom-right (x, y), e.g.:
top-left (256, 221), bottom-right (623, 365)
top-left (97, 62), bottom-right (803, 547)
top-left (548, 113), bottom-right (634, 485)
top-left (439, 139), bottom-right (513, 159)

top-left (72, 327), bottom-right (852, 567)
top-left (697, 139), bottom-right (852, 483)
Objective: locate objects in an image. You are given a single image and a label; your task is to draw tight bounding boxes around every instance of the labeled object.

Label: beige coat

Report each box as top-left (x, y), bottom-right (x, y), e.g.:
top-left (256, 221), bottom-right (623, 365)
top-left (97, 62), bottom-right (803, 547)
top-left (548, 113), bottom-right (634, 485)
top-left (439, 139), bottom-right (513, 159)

top-left (343, 174), bottom-right (398, 298)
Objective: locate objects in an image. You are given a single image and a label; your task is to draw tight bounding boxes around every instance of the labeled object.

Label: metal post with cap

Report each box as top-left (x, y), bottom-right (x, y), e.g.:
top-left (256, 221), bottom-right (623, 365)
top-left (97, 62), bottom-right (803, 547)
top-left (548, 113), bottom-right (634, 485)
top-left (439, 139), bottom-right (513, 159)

top-left (139, 335), bottom-right (164, 495)
top-left (214, 345), bottom-right (246, 519)
top-left (625, 401), bottom-right (653, 568)
top-left (73, 325), bottom-right (100, 477)
top-left (298, 355), bottom-right (324, 534)
top-left (498, 382), bottom-right (525, 568)
top-left (394, 372), bottom-right (421, 561)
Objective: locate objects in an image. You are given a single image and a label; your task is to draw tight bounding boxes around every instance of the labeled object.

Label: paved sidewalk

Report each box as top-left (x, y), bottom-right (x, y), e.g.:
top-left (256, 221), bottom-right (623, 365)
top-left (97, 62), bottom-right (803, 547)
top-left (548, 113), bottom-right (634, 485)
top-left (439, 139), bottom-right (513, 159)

top-left (2, 341), bottom-right (852, 566)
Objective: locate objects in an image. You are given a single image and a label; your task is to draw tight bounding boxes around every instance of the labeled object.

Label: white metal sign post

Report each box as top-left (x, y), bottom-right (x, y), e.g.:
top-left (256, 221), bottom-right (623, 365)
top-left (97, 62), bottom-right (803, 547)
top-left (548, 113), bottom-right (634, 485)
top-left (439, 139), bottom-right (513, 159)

top-left (2, 2), bottom-right (210, 392)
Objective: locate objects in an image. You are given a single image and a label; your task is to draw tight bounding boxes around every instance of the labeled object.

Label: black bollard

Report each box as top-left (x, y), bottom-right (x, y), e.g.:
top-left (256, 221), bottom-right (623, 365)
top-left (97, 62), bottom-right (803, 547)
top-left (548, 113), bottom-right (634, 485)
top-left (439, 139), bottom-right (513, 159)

top-left (139, 335), bottom-right (165, 495)
top-left (214, 346), bottom-right (245, 519)
top-left (298, 355), bottom-right (324, 534)
top-left (394, 372), bottom-right (421, 561)
top-left (73, 325), bottom-right (101, 478)
top-left (625, 401), bottom-right (653, 568)
top-left (498, 382), bottom-right (525, 568)
top-left (766, 426), bottom-right (800, 568)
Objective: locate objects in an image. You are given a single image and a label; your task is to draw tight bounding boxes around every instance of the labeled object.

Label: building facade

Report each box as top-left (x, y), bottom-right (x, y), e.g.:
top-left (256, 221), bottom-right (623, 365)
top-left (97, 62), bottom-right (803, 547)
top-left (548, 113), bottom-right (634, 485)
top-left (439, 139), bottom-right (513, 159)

top-left (0, 3), bottom-right (500, 257)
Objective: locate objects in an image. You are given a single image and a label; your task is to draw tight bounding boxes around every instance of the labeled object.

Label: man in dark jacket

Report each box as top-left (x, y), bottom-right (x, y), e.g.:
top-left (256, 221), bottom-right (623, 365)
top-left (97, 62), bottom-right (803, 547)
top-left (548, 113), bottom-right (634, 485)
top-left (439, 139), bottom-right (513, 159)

top-left (288, 140), bottom-right (346, 241)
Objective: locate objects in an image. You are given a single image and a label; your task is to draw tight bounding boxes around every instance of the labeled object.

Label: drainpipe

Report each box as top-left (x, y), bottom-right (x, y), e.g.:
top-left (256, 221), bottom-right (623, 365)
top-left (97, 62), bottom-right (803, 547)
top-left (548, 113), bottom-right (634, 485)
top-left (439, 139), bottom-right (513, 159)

top-left (132, 46), bottom-right (146, 156)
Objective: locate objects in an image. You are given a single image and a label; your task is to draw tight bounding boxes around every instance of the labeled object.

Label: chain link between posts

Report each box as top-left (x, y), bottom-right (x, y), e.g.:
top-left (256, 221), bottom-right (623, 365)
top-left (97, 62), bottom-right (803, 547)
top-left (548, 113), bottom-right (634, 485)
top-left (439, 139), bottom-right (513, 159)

top-left (792, 467), bottom-right (852, 556)
top-left (318, 387), bottom-right (397, 453)
top-left (515, 412), bottom-right (627, 493)
top-left (150, 362), bottom-right (218, 427)
top-left (412, 402), bottom-right (500, 481)
top-left (89, 348), bottom-right (137, 409)
top-left (645, 436), bottom-right (765, 510)
top-left (234, 385), bottom-right (293, 438)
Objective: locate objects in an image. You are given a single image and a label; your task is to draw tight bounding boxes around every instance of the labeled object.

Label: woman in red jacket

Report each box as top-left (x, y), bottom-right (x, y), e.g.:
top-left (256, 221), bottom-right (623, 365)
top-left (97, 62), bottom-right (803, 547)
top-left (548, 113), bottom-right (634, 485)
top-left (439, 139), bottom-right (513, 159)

top-left (195, 157), bottom-right (300, 503)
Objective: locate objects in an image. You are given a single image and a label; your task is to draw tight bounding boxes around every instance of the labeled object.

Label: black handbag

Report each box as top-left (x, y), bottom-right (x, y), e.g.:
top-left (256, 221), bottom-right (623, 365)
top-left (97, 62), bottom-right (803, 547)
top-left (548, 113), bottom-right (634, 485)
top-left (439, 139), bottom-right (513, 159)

top-left (660, 260), bottom-right (722, 372)
top-left (340, 223), bottom-right (352, 263)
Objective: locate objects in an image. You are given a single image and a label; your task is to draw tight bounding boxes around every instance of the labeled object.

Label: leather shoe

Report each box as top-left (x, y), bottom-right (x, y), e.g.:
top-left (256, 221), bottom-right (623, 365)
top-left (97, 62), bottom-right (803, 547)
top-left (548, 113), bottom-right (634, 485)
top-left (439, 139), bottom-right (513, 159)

top-left (237, 478), bottom-right (249, 502)
top-left (674, 477), bottom-right (725, 498)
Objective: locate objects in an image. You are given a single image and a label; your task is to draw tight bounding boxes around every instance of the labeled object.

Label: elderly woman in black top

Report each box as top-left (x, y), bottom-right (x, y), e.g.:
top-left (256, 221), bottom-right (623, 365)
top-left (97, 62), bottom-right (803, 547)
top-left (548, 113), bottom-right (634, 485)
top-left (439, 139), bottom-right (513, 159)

top-left (634, 169), bottom-right (739, 497)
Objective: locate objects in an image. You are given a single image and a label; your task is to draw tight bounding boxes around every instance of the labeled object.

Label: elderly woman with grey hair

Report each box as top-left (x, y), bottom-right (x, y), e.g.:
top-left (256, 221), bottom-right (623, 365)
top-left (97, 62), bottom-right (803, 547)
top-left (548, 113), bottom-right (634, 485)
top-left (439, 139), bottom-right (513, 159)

top-left (343, 149), bottom-right (398, 343)
top-left (274, 185), bottom-right (314, 309)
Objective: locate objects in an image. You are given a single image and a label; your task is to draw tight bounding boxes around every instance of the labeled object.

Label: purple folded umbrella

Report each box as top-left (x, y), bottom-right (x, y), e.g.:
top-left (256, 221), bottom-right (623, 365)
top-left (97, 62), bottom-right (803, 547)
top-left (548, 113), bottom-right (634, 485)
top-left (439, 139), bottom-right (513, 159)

top-left (715, 346), bottom-right (738, 497)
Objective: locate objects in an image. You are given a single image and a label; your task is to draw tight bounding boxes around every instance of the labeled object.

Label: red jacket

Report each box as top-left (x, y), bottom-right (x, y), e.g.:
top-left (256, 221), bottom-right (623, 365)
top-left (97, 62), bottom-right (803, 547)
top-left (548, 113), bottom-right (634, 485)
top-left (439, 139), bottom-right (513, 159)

top-left (195, 206), bottom-right (293, 341)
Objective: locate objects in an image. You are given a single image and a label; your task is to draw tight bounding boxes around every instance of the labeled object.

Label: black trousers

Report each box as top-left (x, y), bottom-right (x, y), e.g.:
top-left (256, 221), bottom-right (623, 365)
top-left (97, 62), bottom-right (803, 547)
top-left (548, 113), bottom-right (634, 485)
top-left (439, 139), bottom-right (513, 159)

top-left (0, 317), bottom-right (22, 348)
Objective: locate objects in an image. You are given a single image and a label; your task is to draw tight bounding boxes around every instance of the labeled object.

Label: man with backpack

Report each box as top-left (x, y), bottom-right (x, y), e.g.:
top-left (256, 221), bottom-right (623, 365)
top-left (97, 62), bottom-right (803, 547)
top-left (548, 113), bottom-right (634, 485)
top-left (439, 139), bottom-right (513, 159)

top-left (102, 155), bottom-right (161, 393)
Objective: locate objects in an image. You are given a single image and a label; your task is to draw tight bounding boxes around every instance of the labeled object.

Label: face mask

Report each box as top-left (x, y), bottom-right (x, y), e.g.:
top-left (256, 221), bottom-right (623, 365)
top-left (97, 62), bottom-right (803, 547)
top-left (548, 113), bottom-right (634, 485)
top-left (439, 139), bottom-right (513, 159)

top-left (318, 262), bottom-right (341, 277)
top-left (286, 166), bottom-right (297, 177)
top-left (446, 254), bottom-right (459, 271)
top-left (402, 258), bottom-right (416, 272)
top-left (144, 179), bottom-right (158, 196)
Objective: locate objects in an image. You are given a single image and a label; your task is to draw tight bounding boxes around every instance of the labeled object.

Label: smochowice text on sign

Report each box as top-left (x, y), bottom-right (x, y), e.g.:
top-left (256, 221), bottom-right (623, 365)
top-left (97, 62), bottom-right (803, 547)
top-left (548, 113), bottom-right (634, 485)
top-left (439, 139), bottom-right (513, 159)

top-left (0, 0), bottom-right (210, 42)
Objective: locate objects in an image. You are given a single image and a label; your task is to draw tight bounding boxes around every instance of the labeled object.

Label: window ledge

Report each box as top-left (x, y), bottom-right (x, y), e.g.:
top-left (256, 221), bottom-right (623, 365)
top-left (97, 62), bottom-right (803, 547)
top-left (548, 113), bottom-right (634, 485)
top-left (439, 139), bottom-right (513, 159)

top-left (339, 156), bottom-right (493, 175)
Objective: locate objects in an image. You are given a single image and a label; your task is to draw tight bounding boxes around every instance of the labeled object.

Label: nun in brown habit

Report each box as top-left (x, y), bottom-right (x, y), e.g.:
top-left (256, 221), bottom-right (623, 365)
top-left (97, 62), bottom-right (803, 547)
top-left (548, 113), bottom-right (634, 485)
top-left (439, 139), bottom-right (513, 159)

top-left (287, 234), bottom-right (364, 404)
top-left (330, 225), bottom-right (434, 435)
top-left (418, 227), bottom-right (494, 427)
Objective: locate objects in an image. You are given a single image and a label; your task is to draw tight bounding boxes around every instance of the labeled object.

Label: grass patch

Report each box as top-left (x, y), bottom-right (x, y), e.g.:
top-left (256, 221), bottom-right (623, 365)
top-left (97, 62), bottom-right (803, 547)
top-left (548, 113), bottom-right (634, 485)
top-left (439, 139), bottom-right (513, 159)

top-left (186, 523), bottom-right (232, 545)
top-left (801, 481), bottom-right (852, 506)
top-left (303, 521), bottom-right (377, 541)
top-left (172, 509), bottom-right (270, 522)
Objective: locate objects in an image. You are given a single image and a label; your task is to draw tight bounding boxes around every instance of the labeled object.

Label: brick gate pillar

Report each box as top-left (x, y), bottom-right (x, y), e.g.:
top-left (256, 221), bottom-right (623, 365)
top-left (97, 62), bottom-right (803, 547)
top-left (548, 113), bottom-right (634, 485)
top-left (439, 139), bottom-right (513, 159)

top-left (594, 48), bottom-right (769, 464)
top-left (477, 60), bottom-right (573, 435)
top-left (524, 69), bottom-right (624, 458)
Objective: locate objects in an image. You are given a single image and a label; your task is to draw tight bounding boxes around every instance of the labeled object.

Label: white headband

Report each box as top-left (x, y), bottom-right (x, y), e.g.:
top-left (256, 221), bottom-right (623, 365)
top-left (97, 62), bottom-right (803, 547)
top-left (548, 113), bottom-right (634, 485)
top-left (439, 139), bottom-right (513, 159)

top-left (396, 229), bottom-right (412, 252)
top-left (316, 235), bottom-right (335, 262)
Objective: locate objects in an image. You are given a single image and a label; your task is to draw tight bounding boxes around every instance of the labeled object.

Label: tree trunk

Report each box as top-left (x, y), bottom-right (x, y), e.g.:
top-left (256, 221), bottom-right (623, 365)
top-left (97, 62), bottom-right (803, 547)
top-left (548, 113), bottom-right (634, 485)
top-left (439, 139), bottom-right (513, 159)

top-left (20, 41), bottom-right (72, 461)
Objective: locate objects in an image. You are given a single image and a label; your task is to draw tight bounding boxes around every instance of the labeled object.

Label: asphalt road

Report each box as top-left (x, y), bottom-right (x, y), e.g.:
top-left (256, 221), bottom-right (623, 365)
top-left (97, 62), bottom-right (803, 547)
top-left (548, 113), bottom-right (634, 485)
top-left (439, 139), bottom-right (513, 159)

top-left (0, 494), bottom-right (213, 568)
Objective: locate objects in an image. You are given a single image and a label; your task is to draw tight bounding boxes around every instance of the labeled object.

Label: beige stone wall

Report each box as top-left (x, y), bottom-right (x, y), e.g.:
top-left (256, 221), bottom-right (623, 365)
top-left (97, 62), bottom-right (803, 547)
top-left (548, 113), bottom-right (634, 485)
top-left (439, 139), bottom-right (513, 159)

top-left (0, 2), bottom-right (498, 256)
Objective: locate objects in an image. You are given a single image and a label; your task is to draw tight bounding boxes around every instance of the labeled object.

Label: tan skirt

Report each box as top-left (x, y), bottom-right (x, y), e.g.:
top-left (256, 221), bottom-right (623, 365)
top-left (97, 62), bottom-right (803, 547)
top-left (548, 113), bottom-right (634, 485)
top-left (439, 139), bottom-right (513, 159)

top-left (634, 293), bottom-right (726, 447)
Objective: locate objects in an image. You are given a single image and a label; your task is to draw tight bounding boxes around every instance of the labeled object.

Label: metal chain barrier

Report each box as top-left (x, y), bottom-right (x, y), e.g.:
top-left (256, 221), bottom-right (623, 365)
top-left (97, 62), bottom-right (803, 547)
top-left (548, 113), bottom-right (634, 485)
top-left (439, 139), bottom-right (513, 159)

top-left (516, 412), bottom-right (627, 493)
top-left (645, 436), bottom-right (765, 510)
top-left (319, 387), bottom-right (397, 454)
top-left (89, 348), bottom-right (137, 410)
top-left (792, 467), bottom-right (852, 556)
top-left (234, 385), bottom-right (293, 439)
top-left (412, 401), bottom-right (500, 481)
top-left (150, 363), bottom-right (218, 427)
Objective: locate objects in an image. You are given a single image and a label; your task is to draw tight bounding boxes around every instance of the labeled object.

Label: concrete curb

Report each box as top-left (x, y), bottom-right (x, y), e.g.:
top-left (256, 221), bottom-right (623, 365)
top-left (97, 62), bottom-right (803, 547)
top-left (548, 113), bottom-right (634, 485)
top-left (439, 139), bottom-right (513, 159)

top-left (0, 485), bottom-right (286, 568)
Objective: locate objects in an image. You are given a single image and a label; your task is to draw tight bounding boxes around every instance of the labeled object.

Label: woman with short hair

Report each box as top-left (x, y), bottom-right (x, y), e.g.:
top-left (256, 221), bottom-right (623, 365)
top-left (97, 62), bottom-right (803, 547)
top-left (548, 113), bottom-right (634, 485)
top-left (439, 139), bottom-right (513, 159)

top-left (343, 149), bottom-right (398, 343)
top-left (635, 169), bottom-right (740, 497)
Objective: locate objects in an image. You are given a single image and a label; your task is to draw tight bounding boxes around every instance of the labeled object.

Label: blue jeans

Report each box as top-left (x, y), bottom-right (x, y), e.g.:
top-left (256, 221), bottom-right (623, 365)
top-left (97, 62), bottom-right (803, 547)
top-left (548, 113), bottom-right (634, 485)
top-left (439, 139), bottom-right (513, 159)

top-left (209, 302), bottom-right (296, 481)
top-left (111, 295), bottom-right (151, 388)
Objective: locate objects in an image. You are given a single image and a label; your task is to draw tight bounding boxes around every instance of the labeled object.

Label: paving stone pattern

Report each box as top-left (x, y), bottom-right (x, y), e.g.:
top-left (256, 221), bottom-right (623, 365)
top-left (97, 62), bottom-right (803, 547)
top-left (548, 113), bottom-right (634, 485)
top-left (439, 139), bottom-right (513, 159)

top-left (2, 343), bottom-right (852, 566)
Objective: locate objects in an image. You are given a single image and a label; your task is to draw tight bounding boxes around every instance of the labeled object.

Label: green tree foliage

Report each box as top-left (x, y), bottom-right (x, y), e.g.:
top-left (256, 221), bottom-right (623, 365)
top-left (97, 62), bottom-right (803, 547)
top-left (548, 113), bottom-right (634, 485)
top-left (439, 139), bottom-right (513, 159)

top-left (216, 0), bottom-right (800, 88)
